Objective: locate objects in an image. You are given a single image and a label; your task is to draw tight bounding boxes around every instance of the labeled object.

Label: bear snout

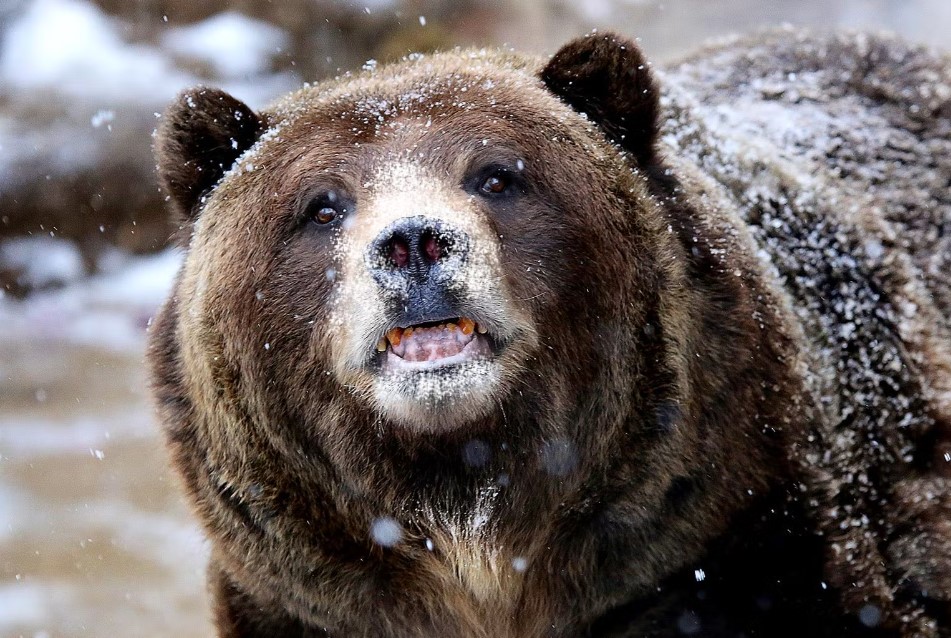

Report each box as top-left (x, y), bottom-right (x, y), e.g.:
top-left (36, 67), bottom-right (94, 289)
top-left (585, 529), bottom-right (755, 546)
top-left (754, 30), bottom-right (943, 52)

top-left (364, 215), bottom-right (474, 327)
top-left (365, 215), bottom-right (470, 290)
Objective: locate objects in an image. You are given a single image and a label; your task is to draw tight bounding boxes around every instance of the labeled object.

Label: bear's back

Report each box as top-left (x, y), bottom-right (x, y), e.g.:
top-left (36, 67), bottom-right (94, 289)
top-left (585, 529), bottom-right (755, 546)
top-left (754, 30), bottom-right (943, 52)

top-left (662, 29), bottom-right (951, 320)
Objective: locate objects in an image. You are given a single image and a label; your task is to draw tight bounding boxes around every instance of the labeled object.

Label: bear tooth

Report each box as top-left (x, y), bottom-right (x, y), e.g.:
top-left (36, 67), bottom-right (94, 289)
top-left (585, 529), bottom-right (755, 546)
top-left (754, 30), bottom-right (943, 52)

top-left (376, 338), bottom-right (387, 352)
top-left (476, 323), bottom-right (488, 334)
top-left (459, 317), bottom-right (475, 335)
top-left (386, 328), bottom-right (403, 347)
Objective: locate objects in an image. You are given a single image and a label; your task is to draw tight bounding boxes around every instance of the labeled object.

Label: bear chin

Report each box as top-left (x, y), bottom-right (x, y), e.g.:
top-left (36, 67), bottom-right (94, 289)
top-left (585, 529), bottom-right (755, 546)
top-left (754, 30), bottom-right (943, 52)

top-left (370, 358), bottom-right (503, 430)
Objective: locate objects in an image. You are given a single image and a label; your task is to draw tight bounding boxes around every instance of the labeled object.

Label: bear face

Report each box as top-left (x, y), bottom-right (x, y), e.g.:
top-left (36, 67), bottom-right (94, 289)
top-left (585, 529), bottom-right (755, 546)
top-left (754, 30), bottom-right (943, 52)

top-left (158, 48), bottom-right (671, 435)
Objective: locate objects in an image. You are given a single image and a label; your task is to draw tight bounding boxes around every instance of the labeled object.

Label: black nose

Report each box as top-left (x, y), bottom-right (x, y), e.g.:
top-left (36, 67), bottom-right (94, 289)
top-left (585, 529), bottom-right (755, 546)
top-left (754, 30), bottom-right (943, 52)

top-left (366, 216), bottom-right (469, 292)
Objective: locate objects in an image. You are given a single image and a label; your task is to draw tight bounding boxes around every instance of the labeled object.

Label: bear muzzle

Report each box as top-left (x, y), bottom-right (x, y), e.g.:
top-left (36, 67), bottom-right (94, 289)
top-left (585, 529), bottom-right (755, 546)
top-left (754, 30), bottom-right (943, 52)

top-left (363, 215), bottom-right (500, 370)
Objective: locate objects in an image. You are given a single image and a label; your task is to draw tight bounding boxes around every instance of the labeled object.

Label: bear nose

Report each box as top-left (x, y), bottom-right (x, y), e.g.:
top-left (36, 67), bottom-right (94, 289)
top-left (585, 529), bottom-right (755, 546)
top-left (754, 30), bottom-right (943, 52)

top-left (366, 216), bottom-right (469, 291)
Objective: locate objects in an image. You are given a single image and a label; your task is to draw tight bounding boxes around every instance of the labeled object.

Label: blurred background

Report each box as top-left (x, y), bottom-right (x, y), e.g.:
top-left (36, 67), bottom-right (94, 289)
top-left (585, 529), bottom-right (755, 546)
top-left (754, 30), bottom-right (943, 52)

top-left (0, 0), bottom-right (947, 635)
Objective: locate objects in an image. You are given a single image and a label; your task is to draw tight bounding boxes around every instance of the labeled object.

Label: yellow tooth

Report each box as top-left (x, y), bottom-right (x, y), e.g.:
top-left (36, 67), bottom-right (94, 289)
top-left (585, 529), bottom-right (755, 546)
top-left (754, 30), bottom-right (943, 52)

top-left (386, 327), bottom-right (403, 347)
top-left (476, 322), bottom-right (488, 334)
top-left (447, 322), bottom-right (458, 332)
top-left (459, 317), bottom-right (475, 335)
top-left (376, 338), bottom-right (387, 352)
top-left (404, 327), bottom-right (414, 338)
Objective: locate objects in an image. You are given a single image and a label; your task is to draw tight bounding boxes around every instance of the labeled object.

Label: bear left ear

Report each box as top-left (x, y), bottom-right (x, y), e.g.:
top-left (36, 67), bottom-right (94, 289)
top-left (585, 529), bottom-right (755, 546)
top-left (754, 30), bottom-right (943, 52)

top-left (155, 87), bottom-right (265, 230)
top-left (541, 32), bottom-right (660, 167)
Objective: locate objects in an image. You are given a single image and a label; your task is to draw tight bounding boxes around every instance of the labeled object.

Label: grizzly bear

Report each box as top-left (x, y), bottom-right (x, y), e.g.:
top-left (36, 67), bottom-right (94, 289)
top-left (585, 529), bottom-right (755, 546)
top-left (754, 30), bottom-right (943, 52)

top-left (149, 29), bottom-right (951, 637)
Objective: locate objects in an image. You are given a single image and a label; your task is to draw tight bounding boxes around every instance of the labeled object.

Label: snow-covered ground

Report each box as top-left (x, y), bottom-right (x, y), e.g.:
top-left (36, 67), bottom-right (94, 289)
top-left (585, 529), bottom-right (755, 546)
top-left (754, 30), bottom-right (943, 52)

top-left (0, 1), bottom-right (290, 633)
top-left (0, 0), bottom-right (294, 107)
top-left (0, 247), bottom-right (212, 637)
top-left (1, 240), bottom-right (181, 351)
top-left (0, 0), bottom-right (299, 255)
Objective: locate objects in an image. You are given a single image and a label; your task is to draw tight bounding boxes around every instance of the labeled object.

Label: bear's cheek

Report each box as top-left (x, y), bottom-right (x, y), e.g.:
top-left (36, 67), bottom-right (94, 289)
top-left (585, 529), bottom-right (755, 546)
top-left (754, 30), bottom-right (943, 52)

top-left (178, 199), bottom-right (340, 388)
top-left (483, 191), bottom-right (593, 321)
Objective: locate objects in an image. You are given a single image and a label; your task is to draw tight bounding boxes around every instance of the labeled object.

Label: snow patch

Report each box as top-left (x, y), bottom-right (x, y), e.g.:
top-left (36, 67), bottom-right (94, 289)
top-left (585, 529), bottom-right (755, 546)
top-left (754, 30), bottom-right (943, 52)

top-left (0, 484), bottom-right (33, 541)
top-left (0, 0), bottom-right (190, 102)
top-left (0, 411), bottom-right (153, 455)
top-left (162, 12), bottom-right (290, 79)
top-left (0, 0), bottom-right (300, 189)
top-left (0, 236), bottom-right (85, 289)
top-left (0, 248), bottom-right (181, 353)
top-left (0, 582), bottom-right (48, 626)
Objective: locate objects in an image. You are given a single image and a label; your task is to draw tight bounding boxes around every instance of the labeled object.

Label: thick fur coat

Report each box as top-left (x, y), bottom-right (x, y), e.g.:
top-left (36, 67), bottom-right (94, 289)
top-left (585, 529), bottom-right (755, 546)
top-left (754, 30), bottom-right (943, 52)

top-left (149, 29), bottom-right (951, 637)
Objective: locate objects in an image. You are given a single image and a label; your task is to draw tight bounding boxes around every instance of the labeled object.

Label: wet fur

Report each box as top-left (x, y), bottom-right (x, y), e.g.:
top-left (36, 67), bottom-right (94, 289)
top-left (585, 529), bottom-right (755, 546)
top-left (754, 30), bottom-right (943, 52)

top-left (150, 30), bottom-right (951, 637)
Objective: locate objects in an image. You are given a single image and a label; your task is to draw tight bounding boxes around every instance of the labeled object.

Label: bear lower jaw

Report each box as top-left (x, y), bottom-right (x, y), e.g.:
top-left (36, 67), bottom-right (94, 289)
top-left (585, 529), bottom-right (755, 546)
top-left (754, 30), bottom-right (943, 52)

top-left (371, 358), bottom-right (503, 429)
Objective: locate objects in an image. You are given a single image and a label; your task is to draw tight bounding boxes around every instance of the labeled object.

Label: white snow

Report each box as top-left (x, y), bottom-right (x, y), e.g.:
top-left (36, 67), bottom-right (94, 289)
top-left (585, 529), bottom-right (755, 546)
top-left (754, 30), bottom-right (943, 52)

top-left (87, 248), bottom-right (182, 307)
top-left (162, 12), bottom-right (290, 79)
top-left (359, 0), bottom-right (399, 9)
top-left (0, 0), bottom-right (190, 102)
top-left (0, 247), bottom-right (181, 354)
top-left (0, 412), bottom-right (150, 455)
top-left (90, 109), bottom-right (115, 128)
top-left (0, 484), bottom-right (32, 542)
top-left (0, 236), bottom-right (85, 289)
top-left (575, 0), bottom-right (614, 21)
top-left (370, 517), bottom-right (404, 547)
top-left (0, 0), bottom-right (300, 189)
top-left (0, 582), bottom-right (48, 626)
top-left (0, 0), bottom-right (300, 106)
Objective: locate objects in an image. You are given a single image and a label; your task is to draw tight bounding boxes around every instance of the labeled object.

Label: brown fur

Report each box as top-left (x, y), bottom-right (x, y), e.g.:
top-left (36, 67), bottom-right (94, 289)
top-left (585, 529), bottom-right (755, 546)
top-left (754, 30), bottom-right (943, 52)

top-left (149, 31), bottom-right (951, 637)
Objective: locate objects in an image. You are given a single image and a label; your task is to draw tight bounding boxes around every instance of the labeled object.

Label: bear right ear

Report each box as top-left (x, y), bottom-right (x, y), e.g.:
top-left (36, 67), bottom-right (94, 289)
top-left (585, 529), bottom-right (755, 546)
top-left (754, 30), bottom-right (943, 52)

top-left (155, 87), bottom-right (265, 229)
top-left (541, 32), bottom-right (660, 167)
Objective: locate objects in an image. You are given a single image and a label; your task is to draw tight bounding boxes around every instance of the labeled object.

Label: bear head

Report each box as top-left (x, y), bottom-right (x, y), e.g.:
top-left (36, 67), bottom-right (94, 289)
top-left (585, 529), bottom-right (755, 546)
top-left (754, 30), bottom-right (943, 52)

top-left (154, 33), bottom-right (672, 436)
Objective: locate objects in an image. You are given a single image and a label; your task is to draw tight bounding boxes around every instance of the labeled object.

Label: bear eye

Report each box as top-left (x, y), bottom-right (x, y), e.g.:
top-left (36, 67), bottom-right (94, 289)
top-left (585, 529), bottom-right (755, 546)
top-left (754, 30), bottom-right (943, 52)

top-left (314, 206), bottom-right (337, 224)
top-left (478, 170), bottom-right (513, 197)
top-left (304, 191), bottom-right (348, 227)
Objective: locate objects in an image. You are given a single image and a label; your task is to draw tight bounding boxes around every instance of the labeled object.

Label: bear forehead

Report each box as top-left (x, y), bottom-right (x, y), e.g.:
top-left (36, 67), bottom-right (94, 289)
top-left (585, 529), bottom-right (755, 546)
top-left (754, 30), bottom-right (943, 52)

top-left (221, 55), bottom-right (601, 200)
top-left (262, 52), bottom-right (573, 150)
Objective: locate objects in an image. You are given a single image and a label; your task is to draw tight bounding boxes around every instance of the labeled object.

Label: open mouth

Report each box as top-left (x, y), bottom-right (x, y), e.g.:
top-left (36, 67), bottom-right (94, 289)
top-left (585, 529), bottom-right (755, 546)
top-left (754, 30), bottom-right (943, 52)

top-left (374, 317), bottom-right (495, 370)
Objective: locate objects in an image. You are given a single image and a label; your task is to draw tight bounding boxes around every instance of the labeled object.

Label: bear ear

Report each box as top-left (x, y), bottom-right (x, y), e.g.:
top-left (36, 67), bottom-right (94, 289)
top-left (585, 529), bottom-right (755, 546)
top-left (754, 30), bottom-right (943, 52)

top-left (155, 87), bottom-right (265, 228)
top-left (541, 32), bottom-right (660, 167)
